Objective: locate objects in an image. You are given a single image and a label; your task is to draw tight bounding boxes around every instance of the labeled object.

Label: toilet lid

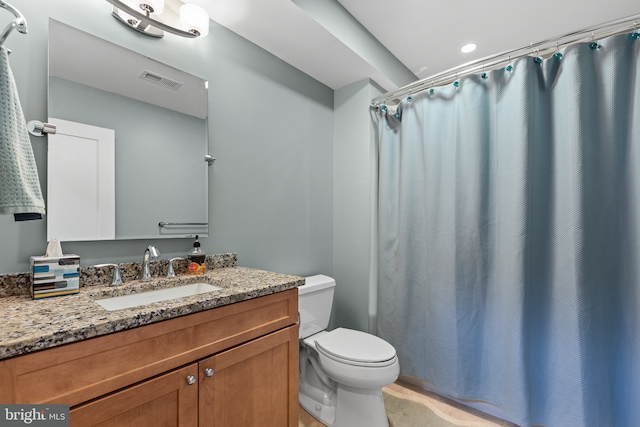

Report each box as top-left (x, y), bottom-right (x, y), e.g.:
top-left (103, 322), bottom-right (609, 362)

top-left (314, 328), bottom-right (397, 365)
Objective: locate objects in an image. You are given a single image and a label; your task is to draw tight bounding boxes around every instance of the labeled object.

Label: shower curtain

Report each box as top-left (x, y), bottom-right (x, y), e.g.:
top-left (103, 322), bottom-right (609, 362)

top-left (376, 32), bottom-right (639, 427)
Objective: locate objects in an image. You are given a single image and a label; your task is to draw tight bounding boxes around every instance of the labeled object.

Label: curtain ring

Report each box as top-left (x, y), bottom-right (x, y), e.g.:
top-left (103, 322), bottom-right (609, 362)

top-left (553, 42), bottom-right (563, 60)
top-left (533, 48), bottom-right (542, 65)
top-left (505, 56), bottom-right (514, 72)
top-left (632, 21), bottom-right (640, 40)
top-left (589, 32), bottom-right (601, 50)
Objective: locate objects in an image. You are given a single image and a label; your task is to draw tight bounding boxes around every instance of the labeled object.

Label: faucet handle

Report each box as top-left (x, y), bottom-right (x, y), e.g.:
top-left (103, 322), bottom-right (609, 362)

top-left (95, 263), bottom-right (124, 286)
top-left (167, 257), bottom-right (183, 278)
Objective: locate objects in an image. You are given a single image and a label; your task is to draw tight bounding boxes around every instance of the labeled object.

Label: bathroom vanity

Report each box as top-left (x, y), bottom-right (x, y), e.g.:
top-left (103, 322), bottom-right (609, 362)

top-left (0, 261), bottom-right (302, 426)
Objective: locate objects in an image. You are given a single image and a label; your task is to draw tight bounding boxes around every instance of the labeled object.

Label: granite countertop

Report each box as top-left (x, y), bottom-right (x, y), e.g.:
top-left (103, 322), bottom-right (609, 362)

top-left (0, 266), bottom-right (303, 361)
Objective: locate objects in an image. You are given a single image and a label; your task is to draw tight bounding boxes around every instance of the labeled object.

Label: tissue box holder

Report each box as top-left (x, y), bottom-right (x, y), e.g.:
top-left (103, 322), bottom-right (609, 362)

top-left (30, 255), bottom-right (80, 299)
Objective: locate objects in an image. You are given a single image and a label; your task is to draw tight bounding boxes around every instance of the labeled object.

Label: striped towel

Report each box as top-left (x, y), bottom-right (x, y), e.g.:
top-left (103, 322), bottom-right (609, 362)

top-left (0, 45), bottom-right (45, 218)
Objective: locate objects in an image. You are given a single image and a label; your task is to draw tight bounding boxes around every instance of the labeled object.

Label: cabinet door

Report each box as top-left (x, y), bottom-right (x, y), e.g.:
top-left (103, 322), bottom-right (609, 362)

top-left (70, 364), bottom-right (198, 427)
top-left (199, 325), bottom-right (299, 427)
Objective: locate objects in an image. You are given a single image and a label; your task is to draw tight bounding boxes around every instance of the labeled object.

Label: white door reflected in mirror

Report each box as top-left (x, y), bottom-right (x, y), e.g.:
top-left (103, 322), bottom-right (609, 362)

top-left (47, 119), bottom-right (115, 242)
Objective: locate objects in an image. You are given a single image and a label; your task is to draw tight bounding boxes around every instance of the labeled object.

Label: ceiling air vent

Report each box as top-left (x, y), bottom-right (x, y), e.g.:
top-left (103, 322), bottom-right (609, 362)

top-left (139, 71), bottom-right (183, 90)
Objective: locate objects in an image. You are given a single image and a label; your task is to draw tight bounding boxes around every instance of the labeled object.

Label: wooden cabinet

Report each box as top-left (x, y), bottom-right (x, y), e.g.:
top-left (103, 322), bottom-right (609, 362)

top-left (199, 326), bottom-right (299, 427)
top-left (0, 290), bottom-right (299, 427)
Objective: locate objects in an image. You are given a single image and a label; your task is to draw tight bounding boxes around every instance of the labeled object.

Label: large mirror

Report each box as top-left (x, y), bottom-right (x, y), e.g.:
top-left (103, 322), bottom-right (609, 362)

top-left (47, 19), bottom-right (209, 241)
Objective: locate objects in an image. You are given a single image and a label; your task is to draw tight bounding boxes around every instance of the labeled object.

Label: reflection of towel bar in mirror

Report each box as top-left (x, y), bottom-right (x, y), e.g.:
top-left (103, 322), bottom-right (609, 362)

top-left (27, 120), bottom-right (57, 136)
top-left (159, 222), bottom-right (208, 228)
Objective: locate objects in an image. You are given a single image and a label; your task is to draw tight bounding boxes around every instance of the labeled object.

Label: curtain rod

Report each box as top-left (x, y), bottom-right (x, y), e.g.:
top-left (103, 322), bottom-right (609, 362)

top-left (371, 13), bottom-right (640, 108)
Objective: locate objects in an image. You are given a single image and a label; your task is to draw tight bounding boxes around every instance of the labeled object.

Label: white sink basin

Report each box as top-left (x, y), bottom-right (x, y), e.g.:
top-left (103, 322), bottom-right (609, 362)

top-left (96, 283), bottom-right (222, 311)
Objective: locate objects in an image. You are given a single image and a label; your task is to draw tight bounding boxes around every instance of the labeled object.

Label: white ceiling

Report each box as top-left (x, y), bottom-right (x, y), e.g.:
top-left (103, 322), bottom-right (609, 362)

top-left (197, 0), bottom-right (639, 94)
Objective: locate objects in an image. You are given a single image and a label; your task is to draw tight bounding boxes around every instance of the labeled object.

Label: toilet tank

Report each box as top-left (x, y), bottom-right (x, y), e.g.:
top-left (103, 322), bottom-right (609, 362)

top-left (299, 275), bottom-right (336, 339)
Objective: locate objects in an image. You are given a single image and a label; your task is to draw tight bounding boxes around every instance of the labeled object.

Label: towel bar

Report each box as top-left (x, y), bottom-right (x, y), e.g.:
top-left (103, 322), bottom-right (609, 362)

top-left (0, 0), bottom-right (27, 47)
top-left (27, 120), bottom-right (57, 136)
top-left (159, 222), bottom-right (208, 228)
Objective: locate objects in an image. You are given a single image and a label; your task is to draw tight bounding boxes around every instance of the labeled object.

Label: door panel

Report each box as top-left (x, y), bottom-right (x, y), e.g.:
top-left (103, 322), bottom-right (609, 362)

top-left (199, 326), bottom-right (298, 427)
top-left (70, 364), bottom-right (198, 427)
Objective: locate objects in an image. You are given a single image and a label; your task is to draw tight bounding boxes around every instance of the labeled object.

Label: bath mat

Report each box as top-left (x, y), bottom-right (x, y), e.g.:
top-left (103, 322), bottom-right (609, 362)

top-left (298, 389), bottom-right (497, 427)
top-left (384, 391), bottom-right (460, 427)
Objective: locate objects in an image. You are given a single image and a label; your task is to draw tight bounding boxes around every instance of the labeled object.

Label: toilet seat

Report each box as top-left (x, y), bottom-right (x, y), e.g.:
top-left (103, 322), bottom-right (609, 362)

top-left (313, 328), bottom-right (397, 367)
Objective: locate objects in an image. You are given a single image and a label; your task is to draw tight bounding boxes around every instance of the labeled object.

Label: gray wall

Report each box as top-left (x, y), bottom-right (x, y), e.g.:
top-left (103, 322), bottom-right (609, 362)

top-left (332, 79), bottom-right (383, 333)
top-left (0, 0), bottom-right (334, 278)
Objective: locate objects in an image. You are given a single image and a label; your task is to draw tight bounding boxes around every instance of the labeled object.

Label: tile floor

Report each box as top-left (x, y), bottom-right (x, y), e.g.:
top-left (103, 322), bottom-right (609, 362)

top-left (298, 381), bottom-right (516, 427)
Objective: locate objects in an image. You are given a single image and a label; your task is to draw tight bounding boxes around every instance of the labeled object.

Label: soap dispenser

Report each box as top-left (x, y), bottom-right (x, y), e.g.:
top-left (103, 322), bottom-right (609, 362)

top-left (187, 235), bottom-right (206, 275)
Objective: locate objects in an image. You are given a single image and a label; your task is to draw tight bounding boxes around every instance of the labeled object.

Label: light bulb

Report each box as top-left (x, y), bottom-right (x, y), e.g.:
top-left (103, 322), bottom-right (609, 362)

top-left (180, 4), bottom-right (210, 37)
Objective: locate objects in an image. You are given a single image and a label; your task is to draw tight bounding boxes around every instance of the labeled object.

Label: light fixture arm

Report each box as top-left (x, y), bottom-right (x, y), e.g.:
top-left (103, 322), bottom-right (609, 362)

top-left (105, 0), bottom-right (198, 38)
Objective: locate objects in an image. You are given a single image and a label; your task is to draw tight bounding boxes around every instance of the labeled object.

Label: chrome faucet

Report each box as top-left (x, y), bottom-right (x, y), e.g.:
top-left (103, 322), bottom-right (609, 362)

top-left (141, 245), bottom-right (160, 281)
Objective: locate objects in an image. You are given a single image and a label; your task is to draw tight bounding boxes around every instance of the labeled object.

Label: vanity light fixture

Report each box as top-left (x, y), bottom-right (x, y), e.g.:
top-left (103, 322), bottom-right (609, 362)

top-left (105, 0), bottom-right (210, 38)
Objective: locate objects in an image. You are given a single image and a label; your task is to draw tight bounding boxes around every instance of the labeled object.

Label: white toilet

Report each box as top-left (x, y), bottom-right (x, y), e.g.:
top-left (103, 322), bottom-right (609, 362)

top-left (298, 275), bottom-right (400, 427)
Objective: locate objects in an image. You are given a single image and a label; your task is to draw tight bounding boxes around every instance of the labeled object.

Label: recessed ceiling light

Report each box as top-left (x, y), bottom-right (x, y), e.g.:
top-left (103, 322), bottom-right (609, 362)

top-left (461, 43), bottom-right (477, 53)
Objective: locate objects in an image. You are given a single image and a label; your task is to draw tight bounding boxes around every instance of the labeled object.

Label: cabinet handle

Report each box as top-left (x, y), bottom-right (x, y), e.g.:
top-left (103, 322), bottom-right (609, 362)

top-left (186, 375), bottom-right (197, 385)
top-left (204, 368), bottom-right (214, 377)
